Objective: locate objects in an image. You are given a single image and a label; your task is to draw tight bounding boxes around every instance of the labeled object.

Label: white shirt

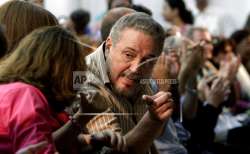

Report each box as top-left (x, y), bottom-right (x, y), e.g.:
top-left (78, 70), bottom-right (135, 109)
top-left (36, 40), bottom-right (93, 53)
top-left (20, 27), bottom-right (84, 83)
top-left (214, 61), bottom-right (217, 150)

top-left (195, 7), bottom-right (236, 38)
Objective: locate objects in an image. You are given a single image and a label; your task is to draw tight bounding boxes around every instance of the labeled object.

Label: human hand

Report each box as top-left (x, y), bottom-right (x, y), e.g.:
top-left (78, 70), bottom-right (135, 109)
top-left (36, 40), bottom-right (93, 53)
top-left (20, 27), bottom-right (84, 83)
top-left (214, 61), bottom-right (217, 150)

top-left (166, 52), bottom-right (180, 79)
top-left (142, 91), bottom-right (173, 122)
top-left (219, 55), bottom-right (240, 83)
top-left (72, 93), bottom-right (99, 125)
top-left (178, 42), bottom-right (205, 93)
top-left (151, 52), bottom-right (179, 91)
top-left (197, 75), bottom-right (216, 101)
top-left (78, 131), bottom-right (127, 152)
top-left (206, 77), bottom-right (229, 108)
top-left (179, 41), bottom-right (205, 73)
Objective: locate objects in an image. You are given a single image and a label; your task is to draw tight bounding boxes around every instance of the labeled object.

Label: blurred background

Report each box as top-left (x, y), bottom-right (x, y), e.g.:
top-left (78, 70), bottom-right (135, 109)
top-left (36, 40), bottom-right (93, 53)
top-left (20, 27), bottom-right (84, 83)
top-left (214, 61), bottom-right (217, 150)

top-left (0, 0), bottom-right (249, 32)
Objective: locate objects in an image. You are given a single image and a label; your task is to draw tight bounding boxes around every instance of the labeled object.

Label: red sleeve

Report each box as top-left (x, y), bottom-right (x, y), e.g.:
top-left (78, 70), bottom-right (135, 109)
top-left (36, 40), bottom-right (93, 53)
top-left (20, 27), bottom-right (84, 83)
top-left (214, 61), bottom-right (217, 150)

top-left (6, 85), bottom-right (57, 154)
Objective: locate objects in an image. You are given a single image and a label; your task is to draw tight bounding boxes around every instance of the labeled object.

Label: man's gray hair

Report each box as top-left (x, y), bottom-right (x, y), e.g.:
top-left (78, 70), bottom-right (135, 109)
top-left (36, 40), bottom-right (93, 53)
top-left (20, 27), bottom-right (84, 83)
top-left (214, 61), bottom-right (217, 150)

top-left (109, 12), bottom-right (165, 54)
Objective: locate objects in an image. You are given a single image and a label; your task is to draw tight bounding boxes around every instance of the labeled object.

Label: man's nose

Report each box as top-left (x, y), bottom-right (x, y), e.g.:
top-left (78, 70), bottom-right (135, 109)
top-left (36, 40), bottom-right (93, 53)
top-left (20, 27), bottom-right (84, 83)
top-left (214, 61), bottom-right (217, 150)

top-left (130, 60), bottom-right (141, 73)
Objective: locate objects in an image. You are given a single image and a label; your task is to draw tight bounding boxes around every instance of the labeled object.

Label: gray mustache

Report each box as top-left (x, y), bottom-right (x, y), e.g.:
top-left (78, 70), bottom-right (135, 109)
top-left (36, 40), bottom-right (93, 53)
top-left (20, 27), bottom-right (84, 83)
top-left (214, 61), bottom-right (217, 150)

top-left (122, 71), bottom-right (142, 81)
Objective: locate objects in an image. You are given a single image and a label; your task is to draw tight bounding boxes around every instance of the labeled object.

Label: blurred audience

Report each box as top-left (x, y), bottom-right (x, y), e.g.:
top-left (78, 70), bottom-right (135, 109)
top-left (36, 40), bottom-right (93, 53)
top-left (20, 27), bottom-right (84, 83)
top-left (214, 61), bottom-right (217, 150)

top-left (162, 0), bottom-right (194, 36)
top-left (0, 0), bottom-right (58, 55)
top-left (132, 4), bottom-right (152, 16)
top-left (66, 9), bottom-right (98, 54)
top-left (244, 14), bottom-right (250, 31)
top-left (194, 0), bottom-right (236, 38)
top-left (107, 0), bottom-right (133, 10)
top-left (232, 30), bottom-right (250, 73)
top-left (24, 0), bottom-right (44, 7)
top-left (101, 7), bottom-right (135, 41)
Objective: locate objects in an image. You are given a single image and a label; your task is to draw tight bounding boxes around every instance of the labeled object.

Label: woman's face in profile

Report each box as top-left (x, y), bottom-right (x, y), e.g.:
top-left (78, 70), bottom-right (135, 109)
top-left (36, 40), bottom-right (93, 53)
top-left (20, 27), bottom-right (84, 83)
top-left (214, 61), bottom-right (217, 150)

top-left (162, 1), bottom-right (176, 23)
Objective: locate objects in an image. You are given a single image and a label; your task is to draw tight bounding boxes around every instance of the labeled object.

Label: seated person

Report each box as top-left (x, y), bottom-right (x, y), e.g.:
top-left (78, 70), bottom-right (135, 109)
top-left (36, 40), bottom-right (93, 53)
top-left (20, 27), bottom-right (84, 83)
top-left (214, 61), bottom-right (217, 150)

top-left (79, 13), bottom-right (174, 154)
top-left (0, 26), bottom-right (125, 154)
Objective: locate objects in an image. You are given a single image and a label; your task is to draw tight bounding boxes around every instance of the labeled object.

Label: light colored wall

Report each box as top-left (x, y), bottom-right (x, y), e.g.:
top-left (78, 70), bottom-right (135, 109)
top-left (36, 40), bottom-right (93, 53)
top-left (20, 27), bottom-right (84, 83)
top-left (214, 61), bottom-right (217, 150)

top-left (45, 0), bottom-right (82, 18)
top-left (183, 0), bottom-right (250, 29)
top-left (0, 0), bottom-right (8, 5)
top-left (0, 0), bottom-right (249, 31)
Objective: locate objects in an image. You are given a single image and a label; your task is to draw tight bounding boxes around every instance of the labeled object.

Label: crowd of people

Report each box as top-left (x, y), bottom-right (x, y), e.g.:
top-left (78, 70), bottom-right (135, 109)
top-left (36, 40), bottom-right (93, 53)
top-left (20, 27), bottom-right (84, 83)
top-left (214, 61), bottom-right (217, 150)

top-left (0, 0), bottom-right (250, 154)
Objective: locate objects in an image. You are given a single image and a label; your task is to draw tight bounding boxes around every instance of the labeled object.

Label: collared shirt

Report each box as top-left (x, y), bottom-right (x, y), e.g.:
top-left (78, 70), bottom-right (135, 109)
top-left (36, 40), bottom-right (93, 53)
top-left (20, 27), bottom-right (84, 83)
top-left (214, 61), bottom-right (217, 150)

top-left (80, 43), bottom-right (154, 134)
top-left (194, 7), bottom-right (236, 38)
top-left (79, 43), bottom-right (158, 153)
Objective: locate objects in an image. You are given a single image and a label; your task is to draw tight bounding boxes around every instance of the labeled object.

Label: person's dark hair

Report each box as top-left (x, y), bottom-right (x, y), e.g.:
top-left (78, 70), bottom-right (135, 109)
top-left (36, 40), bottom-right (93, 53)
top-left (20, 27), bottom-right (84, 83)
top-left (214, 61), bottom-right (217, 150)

top-left (107, 0), bottom-right (133, 10)
top-left (132, 4), bottom-right (152, 16)
top-left (0, 0), bottom-right (58, 54)
top-left (244, 14), bottom-right (250, 30)
top-left (230, 29), bottom-right (250, 45)
top-left (24, 0), bottom-right (44, 6)
top-left (196, 0), bottom-right (208, 12)
top-left (0, 25), bottom-right (7, 58)
top-left (70, 9), bottom-right (90, 35)
top-left (213, 38), bottom-right (234, 57)
top-left (101, 7), bottom-right (135, 41)
top-left (165, 0), bottom-right (194, 24)
top-left (0, 26), bottom-right (87, 110)
top-left (110, 12), bottom-right (165, 54)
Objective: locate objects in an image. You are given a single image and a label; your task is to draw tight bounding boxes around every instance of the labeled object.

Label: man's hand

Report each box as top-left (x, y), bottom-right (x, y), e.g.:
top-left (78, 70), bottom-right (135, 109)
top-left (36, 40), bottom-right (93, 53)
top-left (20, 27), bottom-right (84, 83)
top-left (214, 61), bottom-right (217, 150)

top-left (78, 131), bottom-right (127, 152)
top-left (151, 52), bottom-right (179, 91)
top-left (73, 93), bottom-right (101, 125)
top-left (142, 91), bottom-right (173, 122)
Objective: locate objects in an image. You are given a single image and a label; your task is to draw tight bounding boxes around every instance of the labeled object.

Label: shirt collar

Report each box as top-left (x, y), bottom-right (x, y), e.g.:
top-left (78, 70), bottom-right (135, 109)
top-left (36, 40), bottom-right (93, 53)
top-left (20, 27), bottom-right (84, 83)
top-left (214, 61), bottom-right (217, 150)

top-left (94, 42), bottom-right (110, 85)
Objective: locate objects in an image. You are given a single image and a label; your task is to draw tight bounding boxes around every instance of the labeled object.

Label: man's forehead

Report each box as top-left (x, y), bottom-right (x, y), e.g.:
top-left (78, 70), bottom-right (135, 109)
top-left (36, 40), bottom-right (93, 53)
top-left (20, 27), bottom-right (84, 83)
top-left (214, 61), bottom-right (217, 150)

top-left (118, 29), bottom-right (157, 54)
top-left (118, 28), bottom-right (154, 43)
top-left (194, 30), bottom-right (211, 41)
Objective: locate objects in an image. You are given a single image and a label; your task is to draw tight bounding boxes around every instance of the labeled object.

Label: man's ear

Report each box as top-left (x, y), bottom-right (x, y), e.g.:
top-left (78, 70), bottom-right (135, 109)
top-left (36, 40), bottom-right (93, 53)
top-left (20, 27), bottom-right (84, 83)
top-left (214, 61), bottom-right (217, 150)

top-left (105, 36), bottom-right (112, 51)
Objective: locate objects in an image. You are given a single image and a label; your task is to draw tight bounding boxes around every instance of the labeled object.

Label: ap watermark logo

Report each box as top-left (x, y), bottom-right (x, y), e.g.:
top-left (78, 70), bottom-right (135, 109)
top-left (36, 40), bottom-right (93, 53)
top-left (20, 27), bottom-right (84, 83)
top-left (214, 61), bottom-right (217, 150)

top-left (73, 71), bottom-right (87, 90)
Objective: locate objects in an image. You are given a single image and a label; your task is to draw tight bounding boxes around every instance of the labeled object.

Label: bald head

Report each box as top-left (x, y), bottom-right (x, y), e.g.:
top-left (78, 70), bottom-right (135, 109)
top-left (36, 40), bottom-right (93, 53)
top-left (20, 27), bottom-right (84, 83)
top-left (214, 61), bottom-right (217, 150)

top-left (101, 7), bottom-right (135, 41)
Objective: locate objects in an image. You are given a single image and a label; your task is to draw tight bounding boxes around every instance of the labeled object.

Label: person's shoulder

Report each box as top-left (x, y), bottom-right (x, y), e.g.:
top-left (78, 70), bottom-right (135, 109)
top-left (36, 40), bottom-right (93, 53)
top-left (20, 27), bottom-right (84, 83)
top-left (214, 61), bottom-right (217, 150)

top-left (0, 82), bottom-right (48, 110)
top-left (16, 82), bottom-right (46, 99)
top-left (0, 82), bottom-right (32, 90)
top-left (85, 43), bottom-right (104, 64)
top-left (85, 44), bottom-right (105, 73)
top-left (0, 82), bottom-right (51, 128)
top-left (0, 82), bottom-right (44, 98)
